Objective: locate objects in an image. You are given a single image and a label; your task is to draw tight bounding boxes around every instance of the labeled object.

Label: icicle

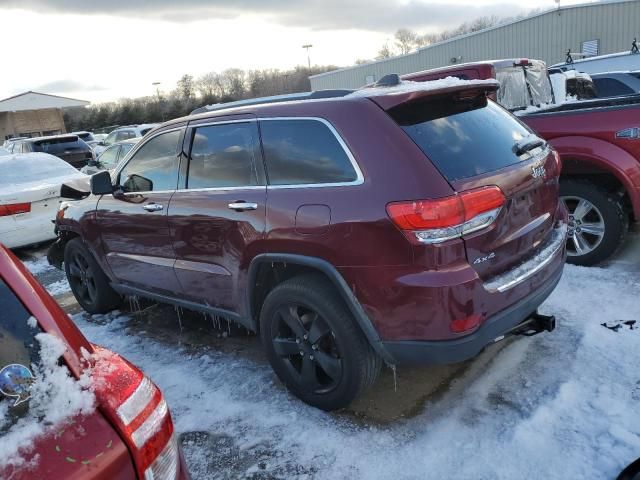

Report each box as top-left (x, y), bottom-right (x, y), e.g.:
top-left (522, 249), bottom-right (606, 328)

top-left (174, 305), bottom-right (183, 331)
top-left (391, 364), bottom-right (397, 392)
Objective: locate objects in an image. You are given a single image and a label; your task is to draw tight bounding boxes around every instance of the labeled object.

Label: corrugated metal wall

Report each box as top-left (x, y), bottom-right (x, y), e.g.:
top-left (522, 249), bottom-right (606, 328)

top-left (310, 0), bottom-right (640, 90)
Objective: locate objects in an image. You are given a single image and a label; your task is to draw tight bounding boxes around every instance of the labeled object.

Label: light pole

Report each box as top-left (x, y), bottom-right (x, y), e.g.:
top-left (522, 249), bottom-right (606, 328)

top-left (302, 44), bottom-right (313, 69)
top-left (152, 82), bottom-right (161, 101)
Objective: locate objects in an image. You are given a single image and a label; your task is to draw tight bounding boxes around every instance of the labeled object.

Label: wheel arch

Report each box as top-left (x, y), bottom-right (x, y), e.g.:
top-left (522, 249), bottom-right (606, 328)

top-left (247, 254), bottom-right (394, 364)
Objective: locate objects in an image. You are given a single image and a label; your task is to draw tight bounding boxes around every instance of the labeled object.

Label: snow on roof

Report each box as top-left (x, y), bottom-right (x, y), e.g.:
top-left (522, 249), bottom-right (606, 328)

top-left (0, 91), bottom-right (89, 113)
top-left (348, 77), bottom-right (499, 98)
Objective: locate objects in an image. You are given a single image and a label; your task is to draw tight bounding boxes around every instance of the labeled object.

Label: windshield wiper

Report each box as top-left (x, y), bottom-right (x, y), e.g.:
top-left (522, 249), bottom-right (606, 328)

top-left (513, 134), bottom-right (545, 156)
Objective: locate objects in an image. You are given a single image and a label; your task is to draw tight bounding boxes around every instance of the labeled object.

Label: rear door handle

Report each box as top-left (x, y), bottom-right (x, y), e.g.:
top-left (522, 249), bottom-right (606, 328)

top-left (143, 203), bottom-right (164, 212)
top-left (228, 202), bottom-right (258, 211)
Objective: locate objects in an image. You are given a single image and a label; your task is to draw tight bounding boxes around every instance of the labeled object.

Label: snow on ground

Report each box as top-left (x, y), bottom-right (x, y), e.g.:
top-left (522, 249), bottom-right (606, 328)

top-left (68, 264), bottom-right (640, 480)
top-left (21, 256), bottom-right (70, 296)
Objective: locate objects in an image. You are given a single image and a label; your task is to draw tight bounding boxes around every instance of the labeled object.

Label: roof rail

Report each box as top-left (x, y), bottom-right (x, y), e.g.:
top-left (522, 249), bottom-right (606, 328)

top-left (189, 89), bottom-right (354, 115)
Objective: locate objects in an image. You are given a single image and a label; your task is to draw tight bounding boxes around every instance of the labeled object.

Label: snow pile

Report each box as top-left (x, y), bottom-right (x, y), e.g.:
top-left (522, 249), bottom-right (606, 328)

top-left (348, 77), bottom-right (500, 98)
top-left (22, 257), bottom-right (71, 296)
top-left (22, 257), bottom-right (53, 276)
top-left (70, 263), bottom-right (640, 479)
top-left (0, 333), bottom-right (95, 470)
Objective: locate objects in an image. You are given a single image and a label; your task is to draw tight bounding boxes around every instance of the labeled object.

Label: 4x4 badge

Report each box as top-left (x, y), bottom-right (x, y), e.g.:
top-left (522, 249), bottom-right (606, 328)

top-left (0, 364), bottom-right (35, 406)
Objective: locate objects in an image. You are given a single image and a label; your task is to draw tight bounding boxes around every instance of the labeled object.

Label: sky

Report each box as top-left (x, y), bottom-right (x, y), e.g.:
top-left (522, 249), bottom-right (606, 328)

top-left (0, 0), bottom-right (593, 104)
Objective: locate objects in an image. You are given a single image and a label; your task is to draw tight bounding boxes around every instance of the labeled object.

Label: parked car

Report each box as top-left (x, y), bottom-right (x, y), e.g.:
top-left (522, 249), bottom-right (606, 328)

top-left (48, 80), bottom-right (565, 410)
top-left (81, 138), bottom-right (140, 175)
top-left (0, 244), bottom-right (189, 480)
top-left (404, 58), bottom-right (640, 265)
top-left (9, 134), bottom-right (94, 169)
top-left (72, 131), bottom-right (102, 150)
top-left (93, 124), bottom-right (158, 156)
top-left (0, 147), bottom-right (9, 156)
top-left (2, 137), bottom-right (27, 149)
top-left (550, 49), bottom-right (640, 74)
top-left (0, 153), bottom-right (87, 249)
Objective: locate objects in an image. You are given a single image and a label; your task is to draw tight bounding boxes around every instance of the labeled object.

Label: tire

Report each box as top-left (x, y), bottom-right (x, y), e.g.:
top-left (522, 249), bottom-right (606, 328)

top-left (64, 238), bottom-right (122, 314)
top-left (260, 274), bottom-right (381, 411)
top-left (560, 180), bottom-right (629, 266)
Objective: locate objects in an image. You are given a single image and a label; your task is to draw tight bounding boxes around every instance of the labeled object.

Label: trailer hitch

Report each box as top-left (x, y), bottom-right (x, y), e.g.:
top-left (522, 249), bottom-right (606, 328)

top-left (511, 312), bottom-right (556, 337)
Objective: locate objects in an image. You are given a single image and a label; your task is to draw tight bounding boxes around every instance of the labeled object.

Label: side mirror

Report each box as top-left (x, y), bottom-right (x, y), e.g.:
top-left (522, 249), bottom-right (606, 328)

top-left (90, 170), bottom-right (113, 195)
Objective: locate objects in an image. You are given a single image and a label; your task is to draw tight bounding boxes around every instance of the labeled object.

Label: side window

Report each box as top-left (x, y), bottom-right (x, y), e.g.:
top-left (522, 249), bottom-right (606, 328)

top-left (98, 145), bottom-right (120, 168)
top-left (259, 119), bottom-right (358, 186)
top-left (119, 130), bottom-right (181, 193)
top-left (104, 131), bottom-right (117, 146)
top-left (115, 130), bottom-right (134, 142)
top-left (594, 78), bottom-right (634, 97)
top-left (187, 123), bottom-right (258, 189)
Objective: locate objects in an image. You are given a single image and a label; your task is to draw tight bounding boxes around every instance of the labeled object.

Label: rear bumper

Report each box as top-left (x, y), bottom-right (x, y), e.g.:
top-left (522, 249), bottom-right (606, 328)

top-left (380, 261), bottom-right (563, 365)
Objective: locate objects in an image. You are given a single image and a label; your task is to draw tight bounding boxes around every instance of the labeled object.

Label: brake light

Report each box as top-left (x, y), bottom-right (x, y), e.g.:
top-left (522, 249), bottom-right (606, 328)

top-left (0, 203), bottom-right (31, 217)
top-left (450, 314), bottom-right (483, 333)
top-left (387, 186), bottom-right (505, 244)
top-left (90, 347), bottom-right (179, 480)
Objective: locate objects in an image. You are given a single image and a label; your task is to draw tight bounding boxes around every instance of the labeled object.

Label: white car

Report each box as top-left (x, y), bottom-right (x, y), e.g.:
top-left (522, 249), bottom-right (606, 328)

top-left (0, 153), bottom-right (87, 249)
top-left (93, 124), bottom-right (158, 156)
top-left (0, 147), bottom-right (9, 156)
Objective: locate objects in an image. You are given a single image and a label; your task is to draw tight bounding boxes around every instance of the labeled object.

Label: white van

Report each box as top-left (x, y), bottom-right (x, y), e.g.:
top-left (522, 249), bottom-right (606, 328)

top-left (550, 50), bottom-right (640, 74)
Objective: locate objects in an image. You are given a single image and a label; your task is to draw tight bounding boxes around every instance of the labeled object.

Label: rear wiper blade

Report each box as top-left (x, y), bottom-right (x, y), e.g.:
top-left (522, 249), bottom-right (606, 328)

top-left (513, 134), bottom-right (545, 156)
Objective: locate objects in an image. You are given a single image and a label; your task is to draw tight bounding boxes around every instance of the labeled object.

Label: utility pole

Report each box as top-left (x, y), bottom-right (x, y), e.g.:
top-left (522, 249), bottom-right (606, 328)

top-left (302, 44), bottom-right (313, 69)
top-left (152, 82), bottom-right (164, 121)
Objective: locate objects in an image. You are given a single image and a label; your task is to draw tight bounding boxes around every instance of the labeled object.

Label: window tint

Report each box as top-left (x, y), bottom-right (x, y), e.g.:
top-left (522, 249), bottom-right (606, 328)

top-left (392, 98), bottom-right (534, 182)
top-left (33, 137), bottom-right (89, 154)
top-left (187, 123), bottom-right (258, 189)
top-left (119, 130), bottom-right (181, 192)
top-left (260, 119), bottom-right (357, 185)
top-left (594, 78), bottom-right (634, 97)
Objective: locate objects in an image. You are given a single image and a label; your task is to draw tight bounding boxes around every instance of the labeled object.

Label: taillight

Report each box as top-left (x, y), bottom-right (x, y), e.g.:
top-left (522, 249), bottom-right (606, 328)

top-left (90, 347), bottom-right (180, 480)
top-left (450, 314), bottom-right (483, 333)
top-left (0, 202), bottom-right (31, 217)
top-left (387, 186), bottom-right (505, 244)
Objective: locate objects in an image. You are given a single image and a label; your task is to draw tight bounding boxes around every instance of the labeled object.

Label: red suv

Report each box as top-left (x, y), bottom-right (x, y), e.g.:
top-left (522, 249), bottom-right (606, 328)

top-left (0, 245), bottom-right (189, 480)
top-left (49, 79), bottom-right (567, 410)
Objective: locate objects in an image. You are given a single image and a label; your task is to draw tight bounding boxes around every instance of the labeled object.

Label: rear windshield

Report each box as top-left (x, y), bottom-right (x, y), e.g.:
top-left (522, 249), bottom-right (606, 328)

top-left (33, 137), bottom-right (89, 154)
top-left (0, 278), bottom-right (41, 432)
top-left (391, 97), bottom-right (533, 182)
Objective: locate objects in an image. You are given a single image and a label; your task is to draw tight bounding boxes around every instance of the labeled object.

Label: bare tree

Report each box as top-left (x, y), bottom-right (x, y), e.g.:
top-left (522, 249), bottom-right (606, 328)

top-left (177, 74), bottom-right (195, 100)
top-left (376, 42), bottom-right (394, 60)
top-left (395, 28), bottom-right (418, 55)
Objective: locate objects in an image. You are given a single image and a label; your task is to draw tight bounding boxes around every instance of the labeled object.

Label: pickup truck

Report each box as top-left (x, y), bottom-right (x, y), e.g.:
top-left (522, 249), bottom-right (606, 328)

top-left (404, 59), bottom-right (640, 266)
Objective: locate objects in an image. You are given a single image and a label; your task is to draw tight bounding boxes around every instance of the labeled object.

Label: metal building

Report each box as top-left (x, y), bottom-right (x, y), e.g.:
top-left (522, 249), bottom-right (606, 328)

top-left (0, 91), bottom-right (89, 140)
top-left (310, 0), bottom-right (640, 90)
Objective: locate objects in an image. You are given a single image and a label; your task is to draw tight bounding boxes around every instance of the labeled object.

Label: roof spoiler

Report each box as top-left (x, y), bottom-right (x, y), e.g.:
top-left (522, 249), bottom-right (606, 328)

top-left (352, 78), bottom-right (500, 111)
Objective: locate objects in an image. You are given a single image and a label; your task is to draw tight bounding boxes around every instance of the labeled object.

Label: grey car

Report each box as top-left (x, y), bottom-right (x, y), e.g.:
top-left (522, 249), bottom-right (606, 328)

top-left (81, 137), bottom-right (140, 175)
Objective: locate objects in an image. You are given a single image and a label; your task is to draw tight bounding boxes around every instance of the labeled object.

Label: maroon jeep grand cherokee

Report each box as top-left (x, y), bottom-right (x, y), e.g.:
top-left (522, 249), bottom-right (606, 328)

top-left (49, 78), bottom-right (567, 410)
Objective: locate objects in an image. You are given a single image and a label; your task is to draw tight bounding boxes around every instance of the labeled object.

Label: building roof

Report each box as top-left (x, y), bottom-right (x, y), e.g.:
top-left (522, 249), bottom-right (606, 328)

top-left (310, 0), bottom-right (634, 81)
top-left (0, 91), bottom-right (89, 113)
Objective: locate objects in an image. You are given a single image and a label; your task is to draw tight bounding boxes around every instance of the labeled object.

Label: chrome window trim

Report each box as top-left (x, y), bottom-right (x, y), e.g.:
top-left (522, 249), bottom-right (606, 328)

top-left (259, 117), bottom-right (364, 189)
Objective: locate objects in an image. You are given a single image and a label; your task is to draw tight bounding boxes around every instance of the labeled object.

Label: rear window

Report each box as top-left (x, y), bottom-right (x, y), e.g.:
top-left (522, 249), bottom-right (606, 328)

top-left (260, 119), bottom-right (358, 186)
top-left (391, 97), bottom-right (533, 182)
top-left (33, 137), bottom-right (89, 154)
top-left (0, 278), bottom-right (41, 432)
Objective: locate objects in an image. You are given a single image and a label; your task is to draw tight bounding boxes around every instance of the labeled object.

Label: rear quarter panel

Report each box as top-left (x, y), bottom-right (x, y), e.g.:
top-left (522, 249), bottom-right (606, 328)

top-left (522, 106), bottom-right (640, 219)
